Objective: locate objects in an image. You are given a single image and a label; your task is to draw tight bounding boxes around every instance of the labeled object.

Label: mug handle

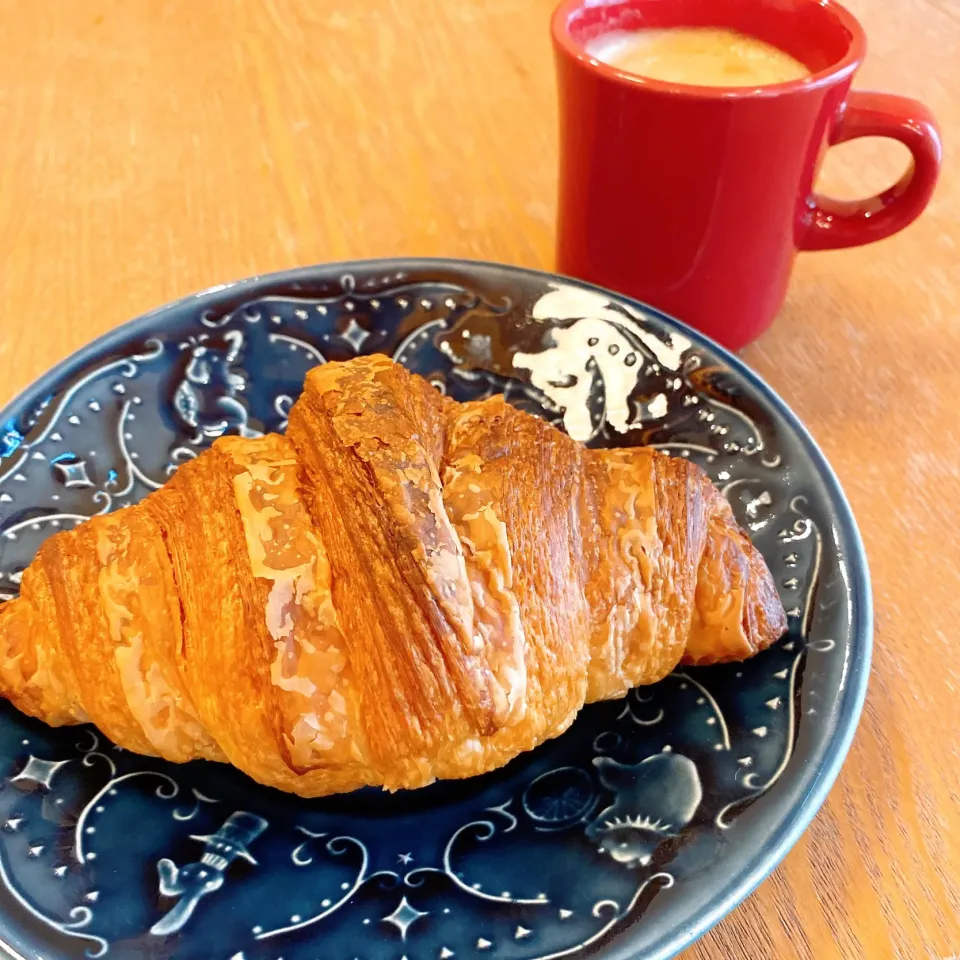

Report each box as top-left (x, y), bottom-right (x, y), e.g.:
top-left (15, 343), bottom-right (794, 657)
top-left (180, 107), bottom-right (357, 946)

top-left (800, 90), bottom-right (942, 251)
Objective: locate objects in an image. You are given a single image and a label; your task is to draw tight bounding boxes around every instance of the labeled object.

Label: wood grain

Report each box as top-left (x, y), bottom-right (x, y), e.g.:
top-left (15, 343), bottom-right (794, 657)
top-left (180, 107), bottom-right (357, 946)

top-left (0, 1), bottom-right (958, 957)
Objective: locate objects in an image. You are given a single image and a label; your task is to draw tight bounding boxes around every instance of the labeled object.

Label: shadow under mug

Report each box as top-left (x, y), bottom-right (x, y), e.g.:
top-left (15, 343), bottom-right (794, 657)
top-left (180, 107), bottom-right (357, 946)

top-left (551, 0), bottom-right (942, 350)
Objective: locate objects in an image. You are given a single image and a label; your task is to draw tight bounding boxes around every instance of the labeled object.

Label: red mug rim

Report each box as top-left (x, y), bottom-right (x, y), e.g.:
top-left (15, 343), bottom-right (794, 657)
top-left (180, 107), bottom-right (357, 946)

top-left (550, 0), bottom-right (866, 99)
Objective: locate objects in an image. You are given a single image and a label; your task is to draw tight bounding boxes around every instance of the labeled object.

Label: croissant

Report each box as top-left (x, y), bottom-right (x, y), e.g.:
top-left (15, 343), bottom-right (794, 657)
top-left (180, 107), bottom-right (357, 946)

top-left (0, 355), bottom-right (785, 797)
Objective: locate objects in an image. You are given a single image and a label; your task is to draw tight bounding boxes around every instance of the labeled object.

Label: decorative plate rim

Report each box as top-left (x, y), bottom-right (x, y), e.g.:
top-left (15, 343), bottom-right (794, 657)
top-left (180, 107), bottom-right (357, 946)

top-left (0, 257), bottom-right (873, 960)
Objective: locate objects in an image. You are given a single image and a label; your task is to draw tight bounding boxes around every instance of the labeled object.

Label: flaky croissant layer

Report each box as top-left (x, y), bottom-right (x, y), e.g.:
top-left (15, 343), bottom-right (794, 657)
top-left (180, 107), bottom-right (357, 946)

top-left (0, 356), bottom-right (785, 796)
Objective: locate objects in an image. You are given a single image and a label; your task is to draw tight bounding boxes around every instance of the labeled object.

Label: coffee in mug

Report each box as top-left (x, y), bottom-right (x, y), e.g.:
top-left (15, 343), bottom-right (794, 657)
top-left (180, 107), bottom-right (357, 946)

top-left (586, 27), bottom-right (809, 87)
top-left (552, 0), bottom-right (942, 349)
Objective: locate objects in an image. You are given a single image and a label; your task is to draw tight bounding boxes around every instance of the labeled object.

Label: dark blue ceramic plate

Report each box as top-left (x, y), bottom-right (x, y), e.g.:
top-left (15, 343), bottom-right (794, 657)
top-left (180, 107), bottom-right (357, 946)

top-left (0, 260), bottom-right (871, 960)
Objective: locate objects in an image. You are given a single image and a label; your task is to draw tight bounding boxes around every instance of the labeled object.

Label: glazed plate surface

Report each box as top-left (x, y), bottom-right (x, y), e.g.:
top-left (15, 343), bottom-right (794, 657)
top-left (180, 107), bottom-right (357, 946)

top-left (0, 260), bottom-right (871, 960)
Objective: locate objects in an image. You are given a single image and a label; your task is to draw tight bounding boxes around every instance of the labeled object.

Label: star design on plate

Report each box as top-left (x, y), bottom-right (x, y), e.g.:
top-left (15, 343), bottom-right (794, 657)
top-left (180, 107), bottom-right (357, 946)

top-left (52, 457), bottom-right (93, 488)
top-left (382, 896), bottom-right (428, 940)
top-left (10, 755), bottom-right (71, 789)
top-left (339, 318), bottom-right (371, 353)
top-left (398, 852), bottom-right (414, 865)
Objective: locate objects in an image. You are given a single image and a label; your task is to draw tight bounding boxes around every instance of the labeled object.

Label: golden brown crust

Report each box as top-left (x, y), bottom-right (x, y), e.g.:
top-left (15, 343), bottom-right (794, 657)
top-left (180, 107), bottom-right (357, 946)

top-left (0, 568), bottom-right (85, 726)
top-left (430, 394), bottom-right (591, 780)
top-left (0, 355), bottom-right (786, 797)
top-left (288, 359), bottom-right (497, 787)
top-left (47, 524), bottom-right (152, 754)
top-left (682, 477), bottom-right (787, 666)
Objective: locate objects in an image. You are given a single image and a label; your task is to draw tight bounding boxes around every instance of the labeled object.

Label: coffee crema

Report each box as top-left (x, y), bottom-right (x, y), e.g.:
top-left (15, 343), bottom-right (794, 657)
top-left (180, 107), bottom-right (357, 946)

top-left (586, 27), bottom-right (810, 88)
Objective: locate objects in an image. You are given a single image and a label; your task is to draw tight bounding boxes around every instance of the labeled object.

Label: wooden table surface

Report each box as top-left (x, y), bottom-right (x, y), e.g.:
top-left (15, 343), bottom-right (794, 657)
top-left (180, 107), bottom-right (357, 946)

top-left (0, 1), bottom-right (958, 957)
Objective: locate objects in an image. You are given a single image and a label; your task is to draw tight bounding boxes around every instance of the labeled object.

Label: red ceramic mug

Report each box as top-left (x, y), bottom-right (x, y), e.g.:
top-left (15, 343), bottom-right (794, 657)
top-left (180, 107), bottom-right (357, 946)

top-left (551, 0), bottom-right (942, 350)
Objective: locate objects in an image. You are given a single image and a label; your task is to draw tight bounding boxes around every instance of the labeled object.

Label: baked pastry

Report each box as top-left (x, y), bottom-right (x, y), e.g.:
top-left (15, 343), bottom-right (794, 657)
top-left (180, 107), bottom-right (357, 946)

top-left (0, 356), bottom-right (785, 797)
